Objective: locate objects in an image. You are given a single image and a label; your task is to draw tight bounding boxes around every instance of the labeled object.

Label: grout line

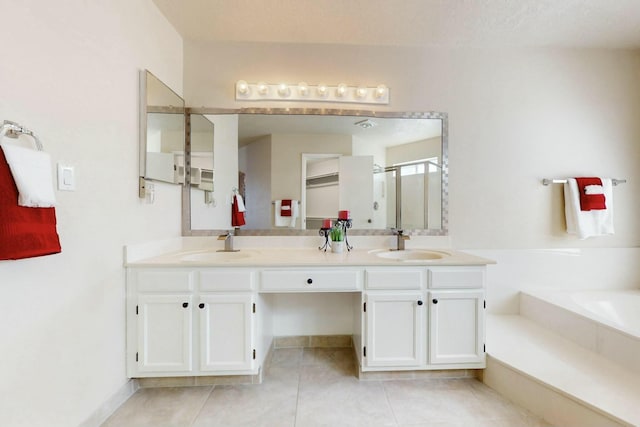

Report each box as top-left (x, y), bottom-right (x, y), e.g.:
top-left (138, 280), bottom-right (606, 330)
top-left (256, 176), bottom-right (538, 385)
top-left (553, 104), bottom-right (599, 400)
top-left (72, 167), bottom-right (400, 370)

top-left (292, 353), bottom-right (303, 427)
top-left (381, 380), bottom-right (400, 426)
top-left (188, 385), bottom-right (215, 426)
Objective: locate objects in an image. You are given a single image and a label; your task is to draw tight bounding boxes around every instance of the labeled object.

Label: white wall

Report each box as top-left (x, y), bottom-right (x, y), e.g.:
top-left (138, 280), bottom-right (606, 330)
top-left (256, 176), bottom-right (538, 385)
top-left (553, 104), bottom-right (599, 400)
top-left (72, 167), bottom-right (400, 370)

top-left (185, 41), bottom-right (640, 317)
top-left (184, 42), bottom-right (640, 247)
top-left (0, 1), bottom-right (183, 426)
top-left (190, 114), bottom-right (238, 230)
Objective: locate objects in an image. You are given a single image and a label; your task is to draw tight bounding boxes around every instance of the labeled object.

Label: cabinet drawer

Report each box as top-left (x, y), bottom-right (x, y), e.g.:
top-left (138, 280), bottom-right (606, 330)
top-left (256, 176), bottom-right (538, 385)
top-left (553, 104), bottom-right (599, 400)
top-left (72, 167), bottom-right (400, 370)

top-left (136, 270), bottom-right (193, 292)
top-left (198, 269), bottom-right (255, 291)
top-left (261, 269), bottom-right (362, 292)
top-left (366, 269), bottom-right (423, 290)
top-left (428, 268), bottom-right (484, 289)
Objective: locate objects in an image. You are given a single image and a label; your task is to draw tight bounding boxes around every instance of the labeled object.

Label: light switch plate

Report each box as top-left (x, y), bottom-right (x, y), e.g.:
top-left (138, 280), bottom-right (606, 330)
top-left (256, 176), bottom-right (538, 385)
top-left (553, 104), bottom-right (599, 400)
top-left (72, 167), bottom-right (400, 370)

top-left (57, 164), bottom-right (75, 191)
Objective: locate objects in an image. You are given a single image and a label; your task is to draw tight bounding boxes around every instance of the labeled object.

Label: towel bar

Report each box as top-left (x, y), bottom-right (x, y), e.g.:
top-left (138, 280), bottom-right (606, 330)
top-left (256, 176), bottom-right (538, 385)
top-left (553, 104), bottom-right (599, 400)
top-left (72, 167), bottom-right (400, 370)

top-left (0, 120), bottom-right (44, 151)
top-left (542, 178), bottom-right (626, 186)
top-left (272, 200), bottom-right (301, 205)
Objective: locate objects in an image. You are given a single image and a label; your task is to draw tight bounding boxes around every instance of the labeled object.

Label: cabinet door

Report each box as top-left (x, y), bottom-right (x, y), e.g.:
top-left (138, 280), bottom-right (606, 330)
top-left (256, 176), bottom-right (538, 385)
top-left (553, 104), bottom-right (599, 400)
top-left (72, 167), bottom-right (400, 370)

top-left (429, 290), bottom-right (484, 364)
top-left (199, 294), bottom-right (254, 372)
top-left (365, 292), bottom-right (425, 367)
top-left (137, 294), bottom-right (193, 373)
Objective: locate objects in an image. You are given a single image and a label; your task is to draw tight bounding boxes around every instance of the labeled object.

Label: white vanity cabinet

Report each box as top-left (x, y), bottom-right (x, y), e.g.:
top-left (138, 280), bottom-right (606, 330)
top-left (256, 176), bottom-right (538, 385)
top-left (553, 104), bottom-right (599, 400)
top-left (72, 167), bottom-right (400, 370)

top-left (363, 268), bottom-right (425, 368)
top-left (131, 270), bottom-right (194, 374)
top-left (197, 293), bottom-right (254, 372)
top-left (127, 268), bottom-right (258, 378)
top-left (427, 267), bottom-right (485, 365)
top-left (364, 291), bottom-right (425, 367)
top-left (136, 293), bottom-right (194, 373)
top-left (428, 289), bottom-right (484, 364)
top-left (125, 250), bottom-right (491, 379)
top-left (361, 266), bottom-right (486, 371)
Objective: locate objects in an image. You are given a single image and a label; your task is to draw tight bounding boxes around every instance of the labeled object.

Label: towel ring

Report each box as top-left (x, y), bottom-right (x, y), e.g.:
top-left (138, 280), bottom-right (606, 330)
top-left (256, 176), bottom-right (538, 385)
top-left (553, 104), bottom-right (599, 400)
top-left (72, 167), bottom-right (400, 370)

top-left (0, 120), bottom-right (44, 151)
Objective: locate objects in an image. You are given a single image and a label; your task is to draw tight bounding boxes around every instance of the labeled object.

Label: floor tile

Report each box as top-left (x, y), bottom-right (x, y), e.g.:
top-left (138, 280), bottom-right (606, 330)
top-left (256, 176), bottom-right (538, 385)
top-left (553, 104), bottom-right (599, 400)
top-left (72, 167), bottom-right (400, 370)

top-left (191, 375), bottom-right (298, 427)
top-left (101, 386), bottom-right (212, 427)
top-left (269, 347), bottom-right (303, 368)
top-left (296, 377), bottom-right (397, 426)
top-left (383, 379), bottom-right (487, 425)
top-left (302, 347), bottom-right (355, 366)
top-left (103, 347), bottom-right (553, 427)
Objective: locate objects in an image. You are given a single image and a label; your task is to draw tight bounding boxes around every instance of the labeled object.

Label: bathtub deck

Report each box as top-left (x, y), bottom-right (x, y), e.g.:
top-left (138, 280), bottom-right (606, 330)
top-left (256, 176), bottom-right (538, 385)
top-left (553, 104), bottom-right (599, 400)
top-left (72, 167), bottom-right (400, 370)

top-left (485, 314), bottom-right (640, 427)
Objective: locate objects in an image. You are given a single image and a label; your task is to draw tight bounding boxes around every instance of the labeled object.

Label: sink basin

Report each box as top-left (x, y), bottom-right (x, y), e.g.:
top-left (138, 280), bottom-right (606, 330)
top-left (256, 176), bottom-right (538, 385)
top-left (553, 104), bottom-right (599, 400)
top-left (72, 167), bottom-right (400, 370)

top-left (372, 249), bottom-right (450, 261)
top-left (180, 251), bottom-right (254, 262)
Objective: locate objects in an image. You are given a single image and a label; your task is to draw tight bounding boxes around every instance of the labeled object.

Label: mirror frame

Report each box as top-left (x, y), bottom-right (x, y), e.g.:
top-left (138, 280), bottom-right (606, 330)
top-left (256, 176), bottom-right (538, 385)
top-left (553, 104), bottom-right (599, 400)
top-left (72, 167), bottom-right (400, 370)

top-left (139, 69), bottom-right (185, 196)
top-left (183, 107), bottom-right (448, 236)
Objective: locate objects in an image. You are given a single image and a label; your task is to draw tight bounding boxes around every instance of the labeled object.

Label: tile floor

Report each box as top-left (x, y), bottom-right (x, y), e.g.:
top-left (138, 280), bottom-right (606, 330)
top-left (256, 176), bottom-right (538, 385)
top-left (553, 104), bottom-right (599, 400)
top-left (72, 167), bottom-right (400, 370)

top-left (102, 347), bottom-right (553, 427)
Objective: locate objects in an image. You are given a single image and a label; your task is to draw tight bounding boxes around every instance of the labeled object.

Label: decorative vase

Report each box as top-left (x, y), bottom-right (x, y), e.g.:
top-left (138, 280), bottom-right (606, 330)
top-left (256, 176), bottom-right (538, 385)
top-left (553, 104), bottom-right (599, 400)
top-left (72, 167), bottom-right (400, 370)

top-left (331, 241), bottom-right (344, 253)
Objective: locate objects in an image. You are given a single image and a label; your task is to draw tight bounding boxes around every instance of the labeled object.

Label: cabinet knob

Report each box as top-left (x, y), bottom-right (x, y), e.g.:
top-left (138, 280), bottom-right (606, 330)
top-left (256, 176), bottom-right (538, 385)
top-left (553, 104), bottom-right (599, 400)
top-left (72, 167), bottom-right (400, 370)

top-left (417, 300), bottom-right (423, 306)
top-left (182, 302), bottom-right (189, 308)
top-left (432, 299), bottom-right (438, 304)
top-left (307, 278), bottom-right (313, 284)
top-left (199, 303), bottom-right (205, 309)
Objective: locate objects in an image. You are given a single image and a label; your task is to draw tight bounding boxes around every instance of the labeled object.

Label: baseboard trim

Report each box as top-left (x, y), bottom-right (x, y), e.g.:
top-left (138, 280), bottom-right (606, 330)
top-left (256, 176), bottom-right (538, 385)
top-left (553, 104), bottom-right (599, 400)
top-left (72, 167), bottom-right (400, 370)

top-left (137, 372), bottom-right (262, 388)
top-left (78, 379), bottom-right (139, 427)
top-left (357, 367), bottom-right (480, 381)
top-left (273, 334), bottom-right (352, 348)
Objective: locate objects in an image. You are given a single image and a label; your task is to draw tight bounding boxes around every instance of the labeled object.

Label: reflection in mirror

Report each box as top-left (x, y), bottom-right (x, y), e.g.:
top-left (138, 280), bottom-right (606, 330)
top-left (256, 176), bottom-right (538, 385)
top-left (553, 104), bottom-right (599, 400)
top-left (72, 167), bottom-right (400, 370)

top-left (139, 70), bottom-right (185, 187)
top-left (184, 109), bottom-right (448, 236)
top-left (186, 114), bottom-right (215, 230)
top-left (236, 113), bottom-right (446, 233)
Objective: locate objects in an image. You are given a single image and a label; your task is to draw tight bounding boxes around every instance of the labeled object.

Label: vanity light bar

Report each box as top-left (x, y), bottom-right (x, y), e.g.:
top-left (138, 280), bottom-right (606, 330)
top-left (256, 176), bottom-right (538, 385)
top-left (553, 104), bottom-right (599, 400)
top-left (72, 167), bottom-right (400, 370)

top-left (235, 81), bottom-right (389, 105)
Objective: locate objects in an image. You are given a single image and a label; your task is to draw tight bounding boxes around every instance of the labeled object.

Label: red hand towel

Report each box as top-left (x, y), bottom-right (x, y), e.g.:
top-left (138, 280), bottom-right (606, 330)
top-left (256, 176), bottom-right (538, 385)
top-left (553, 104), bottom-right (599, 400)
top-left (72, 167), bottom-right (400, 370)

top-left (575, 177), bottom-right (606, 211)
top-left (280, 199), bottom-right (292, 217)
top-left (0, 149), bottom-right (61, 260)
top-left (231, 195), bottom-right (245, 227)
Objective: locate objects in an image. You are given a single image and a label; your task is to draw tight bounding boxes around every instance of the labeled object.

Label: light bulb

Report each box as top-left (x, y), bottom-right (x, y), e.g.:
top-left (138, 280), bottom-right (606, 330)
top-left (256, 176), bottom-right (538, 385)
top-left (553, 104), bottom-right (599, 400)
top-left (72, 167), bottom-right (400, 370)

top-left (336, 83), bottom-right (347, 98)
top-left (355, 86), bottom-right (368, 99)
top-left (277, 83), bottom-right (290, 97)
top-left (317, 83), bottom-right (328, 97)
top-left (236, 80), bottom-right (250, 96)
top-left (257, 82), bottom-right (269, 96)
top-left (374, 84), bottom-right (388, 99)
top-left (298, 82), bottom-right (309, 97)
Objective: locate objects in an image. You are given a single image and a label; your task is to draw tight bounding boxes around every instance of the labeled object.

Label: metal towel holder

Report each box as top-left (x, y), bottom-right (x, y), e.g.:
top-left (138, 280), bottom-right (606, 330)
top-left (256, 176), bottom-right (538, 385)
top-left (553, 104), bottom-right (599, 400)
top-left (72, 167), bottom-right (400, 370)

top-left (542, 178), bottom-right (626, 186)
top-left (0, 120), bottom-right (44, 151)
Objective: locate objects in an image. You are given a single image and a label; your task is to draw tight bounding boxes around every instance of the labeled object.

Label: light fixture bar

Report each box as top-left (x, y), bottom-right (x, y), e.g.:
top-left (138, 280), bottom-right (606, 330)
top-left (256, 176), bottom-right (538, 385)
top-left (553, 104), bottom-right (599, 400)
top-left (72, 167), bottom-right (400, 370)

top-left (235, 81), bottom-right (389, 105)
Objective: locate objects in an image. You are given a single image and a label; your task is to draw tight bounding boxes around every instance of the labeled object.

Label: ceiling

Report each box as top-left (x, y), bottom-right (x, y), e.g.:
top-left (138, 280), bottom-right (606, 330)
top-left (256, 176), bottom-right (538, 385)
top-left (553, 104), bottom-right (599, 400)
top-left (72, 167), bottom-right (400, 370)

top-left (234, 113), bottom-right (442, 147)
top-left (153, 0), bottom-right (640, 49)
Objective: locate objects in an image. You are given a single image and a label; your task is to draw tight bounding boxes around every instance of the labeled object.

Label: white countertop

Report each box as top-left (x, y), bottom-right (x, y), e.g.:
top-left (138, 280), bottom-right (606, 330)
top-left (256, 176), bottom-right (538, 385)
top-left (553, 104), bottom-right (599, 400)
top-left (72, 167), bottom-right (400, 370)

top-left (125, 246), bottom-right (495, 268)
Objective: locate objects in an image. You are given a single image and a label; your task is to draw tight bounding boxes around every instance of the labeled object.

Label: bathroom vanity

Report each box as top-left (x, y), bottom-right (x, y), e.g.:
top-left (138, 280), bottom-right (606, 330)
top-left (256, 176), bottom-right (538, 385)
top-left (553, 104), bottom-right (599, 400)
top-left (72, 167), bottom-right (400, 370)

top-left (125, 244), bottom-right (494, 380)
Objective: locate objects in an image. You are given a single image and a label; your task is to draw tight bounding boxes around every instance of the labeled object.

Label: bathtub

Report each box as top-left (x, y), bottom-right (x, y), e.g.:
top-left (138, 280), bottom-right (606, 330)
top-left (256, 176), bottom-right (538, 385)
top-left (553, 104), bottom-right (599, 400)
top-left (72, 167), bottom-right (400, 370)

top-left (522, 289), bottom-right (640, 338)
top-left (520, 288), bottom-right (640, 375)
top-left (570, 291), bottom-right (640, 336)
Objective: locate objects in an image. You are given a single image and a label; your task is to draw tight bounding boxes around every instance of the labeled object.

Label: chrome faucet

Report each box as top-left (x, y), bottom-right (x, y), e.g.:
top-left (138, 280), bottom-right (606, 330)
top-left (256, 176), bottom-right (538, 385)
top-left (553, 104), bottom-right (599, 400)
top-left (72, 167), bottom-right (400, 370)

top-left (392, 228), bottom-right (410, 251)
top-left (217, 230), bottom-right (238, 252)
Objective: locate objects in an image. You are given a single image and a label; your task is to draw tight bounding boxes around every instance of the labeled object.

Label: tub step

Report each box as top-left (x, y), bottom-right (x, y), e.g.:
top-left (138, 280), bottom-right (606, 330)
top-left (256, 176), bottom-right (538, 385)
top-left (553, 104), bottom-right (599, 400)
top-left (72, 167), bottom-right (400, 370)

top-left (485, 314), bottom-right (640, 427)
top-left (520, 291), bottom-right (640, 375)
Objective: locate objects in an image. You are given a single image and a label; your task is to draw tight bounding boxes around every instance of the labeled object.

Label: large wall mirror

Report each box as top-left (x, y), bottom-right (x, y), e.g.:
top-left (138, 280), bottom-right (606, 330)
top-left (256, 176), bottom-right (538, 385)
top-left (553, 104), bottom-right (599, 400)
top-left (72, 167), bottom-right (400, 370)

top-left (184, 108), bottom-right (448, 236)
top-left (139, 70), bottom-right (185, 189)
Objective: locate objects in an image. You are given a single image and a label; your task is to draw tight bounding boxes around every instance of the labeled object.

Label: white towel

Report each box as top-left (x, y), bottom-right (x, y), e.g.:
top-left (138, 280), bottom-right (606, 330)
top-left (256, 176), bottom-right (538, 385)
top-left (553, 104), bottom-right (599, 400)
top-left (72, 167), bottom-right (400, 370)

top-left (564, 178), bottom-right (614, 239)
top-left (0, 143), bottom-right (56, 207)
top-left (584, 184), bottom-right (604, 195)
top-left (274, 199), bottom-right (298, 227)
top-left (235, 193), bottom-right (246, 212)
